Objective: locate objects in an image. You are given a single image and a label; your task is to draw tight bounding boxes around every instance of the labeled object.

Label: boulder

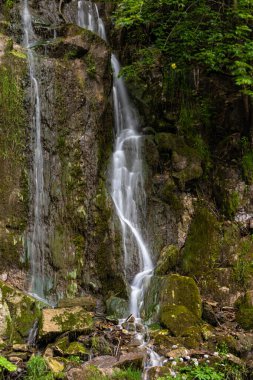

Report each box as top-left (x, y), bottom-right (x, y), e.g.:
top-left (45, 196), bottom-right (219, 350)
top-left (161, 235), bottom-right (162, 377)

top-left (65, 342), bottom-right (89, 359)
top-left (235, 292), bottom-right (253, 330)
top-left (0, 281), bottom-right (45, 343)
top-left (159, 274), bottom-right (202, 318)
top-left (160, 305), bottom-right (201, 336)
top-left (106, 296), bottom-right (129, 319)
top-left (144, 274), bottom-right (202, 336)
top-left (155, 245), bottom-right (179, 275)
top-left (39, 307), bottom-right (94, 340)
top-left (46, 357), bottom-right (64, 373)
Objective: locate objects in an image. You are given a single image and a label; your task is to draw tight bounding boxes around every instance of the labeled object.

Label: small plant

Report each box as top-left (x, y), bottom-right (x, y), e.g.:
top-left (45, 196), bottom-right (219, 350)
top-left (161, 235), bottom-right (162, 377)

top-left (217, 341), bottom-right (229, 357)
top-left (68, 355), bottom-right (82, 364)
top-left (158, 364), bottom-right (224, 380)
top-left (0, 356), bottom-right (17, 380)
top-left (111, 367), bottom-right (142, 380)
top-left (25, 355), bottom-right (53, 380)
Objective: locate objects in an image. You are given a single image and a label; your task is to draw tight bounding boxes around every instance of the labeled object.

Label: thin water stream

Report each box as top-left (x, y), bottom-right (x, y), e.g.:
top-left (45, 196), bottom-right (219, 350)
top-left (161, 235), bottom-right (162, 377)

top-left (77, 1), bottom-right (164, 376)
top-left (22, 0), bottom-right (47, 299)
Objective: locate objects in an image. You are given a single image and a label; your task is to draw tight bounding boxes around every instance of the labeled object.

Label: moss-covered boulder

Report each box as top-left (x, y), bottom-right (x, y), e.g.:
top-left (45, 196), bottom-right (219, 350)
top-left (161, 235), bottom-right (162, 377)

top-left (106, 296), bottom-right (129, 319)
top-left (65, 342), bottom-right (89, 358)
top-left (155, 245), bottom-right (179, 275)
top-left (144, 274), bottom-right (202, 336)
top-left (0, 281), bottom-right (45, 343)
top-left (160, 274), bottom-right (202, 318)
top-left (160, 305), bottom-right (201, 336)
top-left (181, 204), bottom-right (221, 277)
top-left (235, 292), bottom-right (253, 330)
top-left (39, 307), bottom-right (94, 340)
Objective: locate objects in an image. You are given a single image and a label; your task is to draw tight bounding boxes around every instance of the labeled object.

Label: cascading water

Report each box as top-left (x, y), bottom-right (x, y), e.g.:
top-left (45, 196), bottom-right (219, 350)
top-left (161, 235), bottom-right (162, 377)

top-left (22, 0), bottom-right (48, 300)
top-left (110, 55), bottom-right (154, 317)
top-left (77, 0), bottom-right (153, 319)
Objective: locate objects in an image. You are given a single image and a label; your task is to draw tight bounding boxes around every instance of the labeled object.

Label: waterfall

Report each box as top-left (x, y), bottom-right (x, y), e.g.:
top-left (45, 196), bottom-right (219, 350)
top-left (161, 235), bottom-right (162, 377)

top-left (22, 0), bottom-right (48, 299)
top-left (77, 0), bottom-right (153, 318)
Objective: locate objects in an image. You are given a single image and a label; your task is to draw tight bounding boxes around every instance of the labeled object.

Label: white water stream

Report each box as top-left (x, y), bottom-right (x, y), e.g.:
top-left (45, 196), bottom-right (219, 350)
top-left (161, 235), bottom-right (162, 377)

top-left (77, 0), bottom-right (153, 319)
top-left (77, 1), bottom-right (163, 375)
top-left (22, 0), bottom-right (47, 299)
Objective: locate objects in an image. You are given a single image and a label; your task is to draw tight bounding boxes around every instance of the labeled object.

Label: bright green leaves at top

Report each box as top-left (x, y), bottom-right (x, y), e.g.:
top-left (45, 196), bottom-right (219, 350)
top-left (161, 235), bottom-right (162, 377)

top-left (115, 0), bottom-right (144, 27)
top-left (114, 0), bottom-right (253, 96)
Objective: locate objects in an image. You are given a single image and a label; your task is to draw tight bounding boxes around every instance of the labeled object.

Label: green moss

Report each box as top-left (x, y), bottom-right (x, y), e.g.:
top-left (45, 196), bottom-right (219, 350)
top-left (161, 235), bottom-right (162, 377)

top-left (0, 281), bottom-right (45, 343)
top-left (233, 238), bottom-right (253, 290)
top-left (181, 204), bottom-right (221, 277)
top-left (52, 309), bottom-right (93, 332)
top-left (235, 292), bottom-right (253, 330)
top-left (160, 305), bottom-right (202, 336)
top-left (155, 245), bottom-right (179, 275)
top-left (91, 336), bottom-right (112, 355)
top-left (106, 296), bottom-right (129, 319)
top-left (65, 342), bottom-right (88, 356)
top-left (160, 274), bottom-right (202, 318)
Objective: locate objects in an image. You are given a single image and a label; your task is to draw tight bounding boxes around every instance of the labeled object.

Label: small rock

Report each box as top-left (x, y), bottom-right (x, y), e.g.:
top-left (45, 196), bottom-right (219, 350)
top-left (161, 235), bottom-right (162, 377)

top-left (213, 352), bottom-right (219, 357)
top-left (172, 345), bottom-right (178, 349)
top-left (184, 356), bottom-right (190, 361)
top-left (46, 357), bottom-right (64, 373)
top-left (0, 273), bottom-right (7, 282)
top-left (204, 354), bottom-right (209, 359)
top-left (171, 361), bottom-right (177, 366)
top-left (12, 344), bottom-right (29, 352)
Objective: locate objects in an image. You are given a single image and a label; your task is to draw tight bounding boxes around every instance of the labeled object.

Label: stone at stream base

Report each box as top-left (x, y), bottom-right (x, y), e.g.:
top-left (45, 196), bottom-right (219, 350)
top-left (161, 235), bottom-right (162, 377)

top-left (0, 280), bottom-right (45, 344)
top-left (143, 274), bottom-right (202, 328)
top-left (66, 352), bottom-right (145, 379)
top-left (106, 296), bottom-right (129, 319)
top-left (155, 245), bottom-right (179, 275)
top-left (39, 307), bottom-right (94, 340)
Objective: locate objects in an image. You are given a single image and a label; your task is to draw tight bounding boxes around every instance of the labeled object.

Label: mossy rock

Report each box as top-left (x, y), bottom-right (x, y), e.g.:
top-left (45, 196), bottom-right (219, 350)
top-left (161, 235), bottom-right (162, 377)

top-left (160, 305), bottom-right (202, 336)
top-left (39, 307), bottom-right (94, 340)
top-left (65, 341), bottom-right (89, 358)
top-left (91, 335), bottom-right (112, 355)
top-left (181, 204), bottom-right (221, 277)
top-left (155, 245), bottom-right (179, 275)
top-left (235, 292), bottom-right (253, 330)
top-left (0, 281), bottom-right (45, 343)
top-left (106, 296), bottom-right (129, 319)
top-left (160, 274), bottom-right (202, 318)
top-left (143, 274), bottom-right (202, 326)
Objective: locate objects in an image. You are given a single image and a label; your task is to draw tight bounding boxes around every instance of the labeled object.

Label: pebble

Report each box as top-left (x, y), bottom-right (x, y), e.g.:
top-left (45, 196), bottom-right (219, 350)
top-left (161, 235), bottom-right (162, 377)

top-left (213, 352), bottom-right (219, 357)
top-left (172, 345), bottom-right (178, 349)
top-left (169, 357), bottom-right (174, 361)
top-left (204, 354), bottom-right (209, 359)
top-left (179, 357), bottom-right (184, 362)
top-left (184, 355), bottom-right (191, 361)
top-left (171, 361), bottom-right (177, 366)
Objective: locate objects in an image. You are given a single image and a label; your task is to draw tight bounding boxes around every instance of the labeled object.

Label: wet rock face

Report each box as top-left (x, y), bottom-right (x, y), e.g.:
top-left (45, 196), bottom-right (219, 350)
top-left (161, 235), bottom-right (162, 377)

top-left (0, 1), bottom-right (126, 299)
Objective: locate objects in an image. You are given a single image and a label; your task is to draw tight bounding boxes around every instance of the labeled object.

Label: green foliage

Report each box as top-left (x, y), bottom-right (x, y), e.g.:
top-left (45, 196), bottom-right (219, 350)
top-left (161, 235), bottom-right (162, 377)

top-left (111, 367), bottom-right (142, 380)
top-left (217, 341), bottom-right (229, 357)
top-left (0, 355), bottom-right (17, 379)
top-left (86, 53), bottom-right (96, 76)
top-left (25, 356), bottom-right (53, 380)
top-left (68, 355), bottom-right (82, 363)
top-left (217, 360), bottom-right (248, 380)
top-left (233, 238), bottom-right (253, 290)
top-left (114, 0), bottom-right (253, 95)
top-left (158, 364), bottom-right (224, 380)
